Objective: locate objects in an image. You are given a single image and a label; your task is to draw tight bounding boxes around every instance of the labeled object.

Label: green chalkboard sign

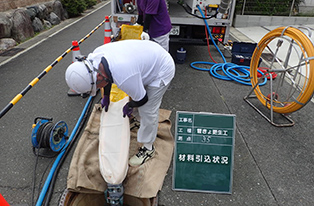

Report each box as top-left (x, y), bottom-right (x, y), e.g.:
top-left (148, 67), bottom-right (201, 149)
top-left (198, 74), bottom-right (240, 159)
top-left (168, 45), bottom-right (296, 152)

top-left (172, 111), bottom-right (236, 194)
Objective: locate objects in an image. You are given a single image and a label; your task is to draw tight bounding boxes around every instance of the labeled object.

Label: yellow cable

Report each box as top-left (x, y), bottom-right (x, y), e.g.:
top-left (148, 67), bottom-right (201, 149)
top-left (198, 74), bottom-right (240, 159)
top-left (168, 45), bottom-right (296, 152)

top-left (250, 26), bottom-right (314, 114)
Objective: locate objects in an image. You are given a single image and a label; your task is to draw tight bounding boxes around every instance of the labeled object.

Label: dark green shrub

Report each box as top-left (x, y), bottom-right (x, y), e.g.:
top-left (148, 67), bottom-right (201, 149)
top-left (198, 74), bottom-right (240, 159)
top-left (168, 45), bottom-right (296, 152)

top-left (235, 0), bottom-right (305, 16)
top-left (61, 0), bottom-right (87, 17)
top-left (84, 0), bottom-right (97, 8)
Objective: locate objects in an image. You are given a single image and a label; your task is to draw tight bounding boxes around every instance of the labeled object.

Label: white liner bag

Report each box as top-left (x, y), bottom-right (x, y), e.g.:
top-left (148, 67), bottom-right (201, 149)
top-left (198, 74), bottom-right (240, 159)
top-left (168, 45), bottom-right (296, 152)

top-left (99, 95), bottom-right (130, 185)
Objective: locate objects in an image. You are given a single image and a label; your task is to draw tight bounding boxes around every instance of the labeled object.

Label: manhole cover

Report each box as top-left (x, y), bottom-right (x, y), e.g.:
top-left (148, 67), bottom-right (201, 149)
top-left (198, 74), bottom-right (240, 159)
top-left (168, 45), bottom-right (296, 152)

top-left (0, 48), bottom-right (25, 56)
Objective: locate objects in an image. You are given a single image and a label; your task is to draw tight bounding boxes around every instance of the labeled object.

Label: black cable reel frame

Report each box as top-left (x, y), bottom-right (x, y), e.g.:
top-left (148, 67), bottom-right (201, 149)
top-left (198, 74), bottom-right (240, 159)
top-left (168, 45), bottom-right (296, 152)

top-left (31, 117), bottom-right (69, 154)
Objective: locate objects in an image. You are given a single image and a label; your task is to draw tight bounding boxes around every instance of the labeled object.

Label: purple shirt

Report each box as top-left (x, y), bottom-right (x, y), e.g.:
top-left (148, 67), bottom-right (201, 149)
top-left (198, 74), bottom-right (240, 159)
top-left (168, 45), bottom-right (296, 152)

top-left (137, 0), bottom-right (172, 38)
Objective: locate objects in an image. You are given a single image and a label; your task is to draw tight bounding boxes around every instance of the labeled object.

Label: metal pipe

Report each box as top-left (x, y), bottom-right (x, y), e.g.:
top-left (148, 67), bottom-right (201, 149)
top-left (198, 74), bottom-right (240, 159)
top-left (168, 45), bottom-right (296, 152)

top-left (289, 0), bottom-right (296, 17)
top-left (218, 0), bottom-right (232, 15)
top-left (241, 0), bottom-right (246, 15)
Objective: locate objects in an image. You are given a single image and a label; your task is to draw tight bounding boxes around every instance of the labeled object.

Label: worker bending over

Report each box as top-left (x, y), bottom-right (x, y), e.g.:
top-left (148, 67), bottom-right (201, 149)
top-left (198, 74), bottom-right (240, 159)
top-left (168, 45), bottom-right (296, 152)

top-left (65, 40), bottom-right (175, 166)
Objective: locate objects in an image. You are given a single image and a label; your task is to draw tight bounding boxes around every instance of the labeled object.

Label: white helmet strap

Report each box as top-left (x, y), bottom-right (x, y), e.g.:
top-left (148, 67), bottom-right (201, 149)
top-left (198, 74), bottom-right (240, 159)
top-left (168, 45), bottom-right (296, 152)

top-left (76, 56), bottom-right (95, 95)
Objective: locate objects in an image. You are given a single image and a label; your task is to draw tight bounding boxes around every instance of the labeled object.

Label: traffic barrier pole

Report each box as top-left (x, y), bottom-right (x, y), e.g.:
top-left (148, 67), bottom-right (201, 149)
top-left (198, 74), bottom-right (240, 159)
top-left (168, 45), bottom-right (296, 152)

top-left (0, 17), bottom-right (109, 119)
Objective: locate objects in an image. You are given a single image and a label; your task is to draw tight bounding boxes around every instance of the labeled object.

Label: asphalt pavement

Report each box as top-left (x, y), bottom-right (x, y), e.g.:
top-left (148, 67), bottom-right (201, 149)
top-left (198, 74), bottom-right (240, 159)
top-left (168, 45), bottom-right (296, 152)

top-left (1, 1), bottom-right (314, 206)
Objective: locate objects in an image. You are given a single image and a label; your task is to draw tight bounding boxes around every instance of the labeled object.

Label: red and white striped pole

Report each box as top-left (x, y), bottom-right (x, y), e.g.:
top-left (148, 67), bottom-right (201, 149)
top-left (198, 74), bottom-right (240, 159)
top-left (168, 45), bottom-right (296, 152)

top-left (104, 16), bottom-right (112, 44)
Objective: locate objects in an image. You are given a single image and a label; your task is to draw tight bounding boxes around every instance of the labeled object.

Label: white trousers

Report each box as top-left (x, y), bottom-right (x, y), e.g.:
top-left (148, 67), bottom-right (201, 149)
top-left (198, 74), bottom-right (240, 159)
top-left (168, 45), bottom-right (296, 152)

top-left (152, 32), bottom-right (170, 52)
top-left (136, 82), bottom-right (170, 144)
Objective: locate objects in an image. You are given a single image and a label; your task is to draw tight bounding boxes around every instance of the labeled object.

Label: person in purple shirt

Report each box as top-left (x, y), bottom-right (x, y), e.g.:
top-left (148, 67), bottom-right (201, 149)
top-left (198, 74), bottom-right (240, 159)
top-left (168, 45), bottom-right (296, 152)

top-left (136, 0), bottom-right (172, 51)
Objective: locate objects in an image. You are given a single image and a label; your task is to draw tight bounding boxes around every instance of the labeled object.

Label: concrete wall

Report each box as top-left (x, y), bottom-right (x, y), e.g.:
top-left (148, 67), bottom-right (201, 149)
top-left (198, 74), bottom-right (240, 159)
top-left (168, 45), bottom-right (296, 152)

top-left (0, 0), bottom-right (52, 12)
top-left (233, 15), bottom-right (314, 28)
top-left (300, 0), bottom-right (314, 14)
top-left (234, 0), bottom-right (314, 28)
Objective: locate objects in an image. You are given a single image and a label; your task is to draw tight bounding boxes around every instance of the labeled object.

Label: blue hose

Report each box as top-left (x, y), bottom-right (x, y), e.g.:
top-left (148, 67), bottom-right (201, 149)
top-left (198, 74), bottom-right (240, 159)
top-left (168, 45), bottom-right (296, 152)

top-left (191, 5), bottom-right (266, 86)
top-left (223, 65), bottom-right (267, 86)
top-left (36, 95), bottom-right (93, 206)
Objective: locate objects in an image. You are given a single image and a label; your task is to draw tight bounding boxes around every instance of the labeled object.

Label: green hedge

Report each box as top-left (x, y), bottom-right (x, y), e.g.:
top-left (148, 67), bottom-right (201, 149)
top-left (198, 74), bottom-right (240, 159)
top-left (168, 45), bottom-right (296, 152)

top-left (85, 0), bottom-right (97, 8)
top-left (235, 0), bottom-right (304, 16)
top-left (61, 0), bottom-right (97, 17)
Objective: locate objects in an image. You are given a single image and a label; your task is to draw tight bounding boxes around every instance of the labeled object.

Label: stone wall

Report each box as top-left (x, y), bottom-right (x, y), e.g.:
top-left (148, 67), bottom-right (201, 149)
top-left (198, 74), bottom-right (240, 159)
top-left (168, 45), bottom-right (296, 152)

top-left (0, 0), bottom-right (53, 12)
top-left (0, 0), bottom-right (68, 51)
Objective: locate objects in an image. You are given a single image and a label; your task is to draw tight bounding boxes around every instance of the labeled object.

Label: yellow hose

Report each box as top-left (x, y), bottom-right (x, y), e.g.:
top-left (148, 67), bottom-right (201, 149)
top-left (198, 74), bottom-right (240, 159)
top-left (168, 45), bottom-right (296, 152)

top-left (250, 26), bottom-right (314, 113)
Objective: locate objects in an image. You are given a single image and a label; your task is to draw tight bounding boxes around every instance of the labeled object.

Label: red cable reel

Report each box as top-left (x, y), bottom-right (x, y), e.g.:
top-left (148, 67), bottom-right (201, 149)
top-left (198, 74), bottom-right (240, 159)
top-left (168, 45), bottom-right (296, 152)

top-left (257, 67), bottom-right (277, 80)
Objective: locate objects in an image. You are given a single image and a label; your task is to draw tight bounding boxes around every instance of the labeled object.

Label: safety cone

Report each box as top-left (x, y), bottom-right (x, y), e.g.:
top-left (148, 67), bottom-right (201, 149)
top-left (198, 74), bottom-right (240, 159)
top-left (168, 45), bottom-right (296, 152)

top-left (0, 194), bottom-right (10, 206)
top-left (102, 16), bottom-right (112, 97)
top-left (104, 16), bottom-right (112, 44)
top-left (72, 40), bottom-right (81, 63)
top-left (68, 40), bottom-right (82, 97)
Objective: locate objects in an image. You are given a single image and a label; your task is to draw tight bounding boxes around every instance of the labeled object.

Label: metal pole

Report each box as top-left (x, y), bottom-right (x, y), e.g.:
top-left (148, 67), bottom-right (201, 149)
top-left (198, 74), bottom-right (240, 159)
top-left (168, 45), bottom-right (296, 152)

top-left (242, 0), bottom-right (247, 15)
top-left (289, 0), bottom-right (296, 17)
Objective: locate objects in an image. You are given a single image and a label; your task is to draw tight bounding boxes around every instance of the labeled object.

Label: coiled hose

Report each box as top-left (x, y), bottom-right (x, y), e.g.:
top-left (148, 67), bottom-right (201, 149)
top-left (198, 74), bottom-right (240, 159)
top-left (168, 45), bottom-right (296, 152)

top-left (190, 5), bottom-right (267, 86)
top-left (36, 95), bottom-right (94, 206)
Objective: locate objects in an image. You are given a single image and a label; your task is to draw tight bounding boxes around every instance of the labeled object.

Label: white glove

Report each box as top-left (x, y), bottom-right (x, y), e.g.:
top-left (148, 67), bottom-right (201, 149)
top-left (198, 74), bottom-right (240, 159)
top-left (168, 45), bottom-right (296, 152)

top-left (133, 23), bottom-right (139, 26)
top-left (141, 31), bottom-right (150, 40)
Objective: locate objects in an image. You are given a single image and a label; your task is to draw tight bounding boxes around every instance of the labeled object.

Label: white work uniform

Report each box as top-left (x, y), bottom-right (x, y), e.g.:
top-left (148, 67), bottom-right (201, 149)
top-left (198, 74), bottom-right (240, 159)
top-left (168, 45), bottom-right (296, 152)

top-left (152, 32), bottom-right (170, 52)
top-left (88, 40), bottom-right (175, 144)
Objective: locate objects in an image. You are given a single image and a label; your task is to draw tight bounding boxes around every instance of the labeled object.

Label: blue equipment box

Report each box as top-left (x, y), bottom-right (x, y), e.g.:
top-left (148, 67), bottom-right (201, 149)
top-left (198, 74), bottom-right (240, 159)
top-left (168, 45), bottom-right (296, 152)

top-left (231, 42), bottom-right (260, 66)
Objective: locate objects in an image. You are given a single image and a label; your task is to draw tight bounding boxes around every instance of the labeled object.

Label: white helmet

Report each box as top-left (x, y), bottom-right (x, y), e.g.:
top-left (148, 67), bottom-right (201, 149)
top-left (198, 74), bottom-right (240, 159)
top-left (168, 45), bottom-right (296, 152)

top-left (65, 59), bottom-right (97, 96)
